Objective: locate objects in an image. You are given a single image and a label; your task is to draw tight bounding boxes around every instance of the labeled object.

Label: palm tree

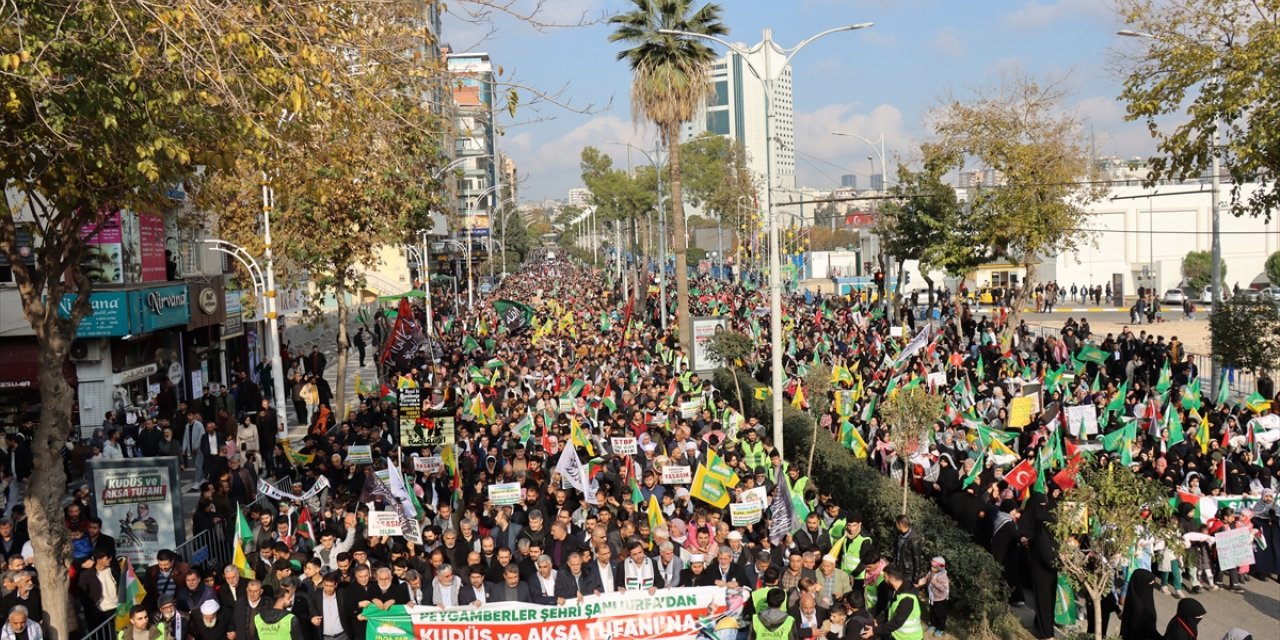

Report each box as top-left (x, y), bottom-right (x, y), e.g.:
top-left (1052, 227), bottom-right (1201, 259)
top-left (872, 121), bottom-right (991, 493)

top-left (609, 0), bottom-right (727, 350)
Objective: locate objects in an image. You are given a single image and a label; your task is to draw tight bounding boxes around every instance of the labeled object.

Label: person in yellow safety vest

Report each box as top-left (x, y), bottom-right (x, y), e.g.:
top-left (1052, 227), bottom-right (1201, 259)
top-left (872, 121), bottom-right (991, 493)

top-left (766, 450), bottom-right (788, 485)
top-left (785, 465), bottom-right (809, 500)
top-left (120, 604), bottom-right (165, 640)
top-left (252, 583), bottom-right (301, 640)
top-left (836, 514), bottom-right (872, 588)
top-left (749, 567), bottom-right (785, 618)
top-left (879, 565), bottom-right (924, 640)
top-left (750, 586), bottom-right (797, 640)
top-left (740, 429), bottom-right (767, 471)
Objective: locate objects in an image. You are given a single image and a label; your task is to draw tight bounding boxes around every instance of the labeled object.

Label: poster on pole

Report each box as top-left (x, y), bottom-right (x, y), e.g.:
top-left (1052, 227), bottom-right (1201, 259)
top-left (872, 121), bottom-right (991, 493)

top-left (401, 410), bottom-right (455, 449)
top-left (88, 457), bottom-right (185, 567)
top-left (690, 317), bottom-right (728, 374)
top-left (398, 388), bottom-right (422, 445)
top-left (413, 455), bottom-right (443, 474)
top-left (1214, 527), bottom-right (1255, 570)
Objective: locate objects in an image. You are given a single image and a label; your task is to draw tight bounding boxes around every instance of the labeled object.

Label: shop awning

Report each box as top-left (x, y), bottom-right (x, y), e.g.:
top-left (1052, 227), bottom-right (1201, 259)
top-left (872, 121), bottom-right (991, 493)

top-left (0, 340), bottom-right (77, 391)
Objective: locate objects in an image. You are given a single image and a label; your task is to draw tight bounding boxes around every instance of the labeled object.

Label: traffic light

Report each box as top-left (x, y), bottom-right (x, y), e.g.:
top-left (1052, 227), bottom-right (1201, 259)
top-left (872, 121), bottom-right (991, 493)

top-left (873, 270), bottom-right (884, 286)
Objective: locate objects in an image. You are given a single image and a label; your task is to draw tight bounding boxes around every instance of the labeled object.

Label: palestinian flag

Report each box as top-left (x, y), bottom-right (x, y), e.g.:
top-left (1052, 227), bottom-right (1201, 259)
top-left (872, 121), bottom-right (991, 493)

top-left (296, 507), bottom-right (316, 544)
top-left (115, 558), bottom-right (146, 630)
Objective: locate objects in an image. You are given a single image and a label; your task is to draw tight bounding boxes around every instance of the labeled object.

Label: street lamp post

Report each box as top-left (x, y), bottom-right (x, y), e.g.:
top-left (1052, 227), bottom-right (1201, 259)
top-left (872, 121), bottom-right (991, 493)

top-left (660, 23), bottom-right (874, 451)
top-left (1119, 28), bottom-right (1224, 397)
top-left (607, 140), bottom-right (669, 330)
top-left (834, 131), bottom-right (889, 315)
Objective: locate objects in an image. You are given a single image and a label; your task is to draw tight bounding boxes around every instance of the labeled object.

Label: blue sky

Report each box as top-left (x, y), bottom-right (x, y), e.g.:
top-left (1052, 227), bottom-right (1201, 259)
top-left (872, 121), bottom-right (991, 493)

top-left (444, 0), bottom-right (1155, 202)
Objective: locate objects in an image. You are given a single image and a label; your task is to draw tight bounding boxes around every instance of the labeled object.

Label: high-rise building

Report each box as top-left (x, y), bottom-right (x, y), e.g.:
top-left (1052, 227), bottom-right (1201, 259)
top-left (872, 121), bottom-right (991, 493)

top-left (683, 29), bottom-right (796, 198)
top-left (870, 173), bottom-right (884, 191)
top-left (567, 188), bottom-right (592, 208)
top-left (447, 51), bottom-right (496, 232)
top-left (840, 174), bottom-right (858, 189)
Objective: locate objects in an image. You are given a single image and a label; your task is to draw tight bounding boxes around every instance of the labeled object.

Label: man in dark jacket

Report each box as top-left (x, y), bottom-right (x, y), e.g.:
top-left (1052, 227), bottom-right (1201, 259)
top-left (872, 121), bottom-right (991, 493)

top-left (308, 573), bottom-right (356, 640)
top-left (490, 564), bottom-right (531, 602)
top-left (232, 580), bottom-right (273, 640)
top-left (255, 399), bottom-right (279, 476)
top-left (893, 515), bottom-right (926, 587)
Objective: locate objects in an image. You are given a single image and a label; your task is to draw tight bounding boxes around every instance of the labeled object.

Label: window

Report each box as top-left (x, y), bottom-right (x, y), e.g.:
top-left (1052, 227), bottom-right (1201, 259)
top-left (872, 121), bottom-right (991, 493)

top-left (707, 110), bottom-right (730, 136)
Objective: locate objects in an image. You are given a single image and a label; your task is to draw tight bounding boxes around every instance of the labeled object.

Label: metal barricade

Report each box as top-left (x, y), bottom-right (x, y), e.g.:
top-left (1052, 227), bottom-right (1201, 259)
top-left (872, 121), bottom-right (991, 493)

top-left (173, 524), bottom-right (231, 573)
top-left (82, 616), bottom-right (115, 640)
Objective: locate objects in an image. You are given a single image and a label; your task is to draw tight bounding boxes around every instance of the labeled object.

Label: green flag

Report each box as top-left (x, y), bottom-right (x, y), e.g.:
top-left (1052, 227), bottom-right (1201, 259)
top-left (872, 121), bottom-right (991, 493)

top-left (484, 358), bottom-right (506, 369)
top-left (963, 450), bottom-right (985, 488)
top-left (599, 311), bottom-right (611, 332)
top-left (1181, 377), bottom-right (1202, 410)
top-left (1155, 361), bottom-right (1172, 394)
top-left (1076, 343), bottom-right (1110, 364)
top-left (1106, 380), bottom-right (1129, 415)
top-left (462, 335), bottom-right (480, 354)
top-left (976, 355), bottom-right (986, 380)
top-left (1215, 370), bottom-right (1230, 406)
top-left (1045, 364), bottom-right (1066, 394)
top-left (1166, 405), bottom-right (1185, 447)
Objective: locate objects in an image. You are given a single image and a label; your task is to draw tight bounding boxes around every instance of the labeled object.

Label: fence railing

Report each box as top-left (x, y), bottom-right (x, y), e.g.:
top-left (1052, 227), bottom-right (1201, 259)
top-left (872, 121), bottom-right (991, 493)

top-left (82, 616), bottom-right (114, 640)
top-left (173, 523), bottom-right (230, 575)
top-left (1027, 323), bottom-right (1269, 397)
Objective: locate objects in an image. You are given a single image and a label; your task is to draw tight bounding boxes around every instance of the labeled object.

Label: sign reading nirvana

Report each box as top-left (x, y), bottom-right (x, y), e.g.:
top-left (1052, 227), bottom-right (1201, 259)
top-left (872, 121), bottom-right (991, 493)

top-left (364, 586), bottom-right (729, 640)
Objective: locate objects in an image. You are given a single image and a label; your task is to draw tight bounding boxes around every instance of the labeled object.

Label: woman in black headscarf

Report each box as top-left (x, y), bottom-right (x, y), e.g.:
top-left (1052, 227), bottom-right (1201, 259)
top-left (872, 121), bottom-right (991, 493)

top-left (1024, 491), bottom-right (1058, 640)
top-left (1118, 568), bottom-right (1161, 640)
top-left (1162, 597), bottom-right (1206, 640)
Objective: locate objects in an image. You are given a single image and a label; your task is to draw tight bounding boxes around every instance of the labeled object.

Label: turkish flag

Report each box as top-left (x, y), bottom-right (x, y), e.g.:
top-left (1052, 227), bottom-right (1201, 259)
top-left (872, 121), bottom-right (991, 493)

top-left (1006, 459), bottom-right (1037, 492)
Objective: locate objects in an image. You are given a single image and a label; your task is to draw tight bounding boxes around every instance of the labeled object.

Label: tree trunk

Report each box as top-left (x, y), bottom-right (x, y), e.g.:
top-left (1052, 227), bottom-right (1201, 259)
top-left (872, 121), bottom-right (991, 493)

top-left (665, 122), bottom-right (693, 350)
top-left (732, 368), bottom-right (745, 419)
top-left (902, 466), bottom-right (911, 516)
top-left (807, 418), bottom-right (819, 478)
top-left (893, 257), bottom-right (907, 324)
top-left (334, 278), bottom-right (350, 423)
top-left (1003, 256), bottom-right (1037, 340)
top-left (31, 325), bottom-right (75, 640)
top-left (1090, 585), bottom-right (1103, 640)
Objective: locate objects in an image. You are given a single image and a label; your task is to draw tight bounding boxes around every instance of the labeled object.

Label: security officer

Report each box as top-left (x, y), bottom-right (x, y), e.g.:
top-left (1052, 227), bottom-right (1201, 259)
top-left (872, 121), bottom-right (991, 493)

top-left (836, 513), bottom-right (872, 589)
top-left (879, 565), bottom-right (924, 640)
top-left (252, 579), bottom-right (302, 640)
top-left (740, 428), bottom-right (767, 471)
top-left (750, 587), bottom-right (796, 640)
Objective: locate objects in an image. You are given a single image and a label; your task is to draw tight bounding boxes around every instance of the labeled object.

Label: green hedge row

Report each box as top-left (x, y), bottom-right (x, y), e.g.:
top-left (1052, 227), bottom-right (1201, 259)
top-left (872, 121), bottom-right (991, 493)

top-left (716, 368), bottom-right (1016, 634)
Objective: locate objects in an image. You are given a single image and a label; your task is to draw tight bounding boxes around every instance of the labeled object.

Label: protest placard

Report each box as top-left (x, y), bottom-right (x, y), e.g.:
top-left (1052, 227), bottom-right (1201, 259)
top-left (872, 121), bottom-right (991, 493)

top-left (413, 455), bottom-right (443, 474)
top-left (1065, 405), bottom-right (1099, 437)
top-left (730, 502), bottom-right (762, 526)
top-left (487, 482), bottom-right (522, 506)
top-left (611, 437), bottom-right (637, 455)
top-left (346, 445), bottom-right (373, 465)
top-left (1215, 527), bottom-right (1255, 570)
top-left (662, 465), bottom-right (692, 485)
top-left (367, 511), bottom-right (402, 536)
top-left (1008, 396), bottom-right (1035, 428)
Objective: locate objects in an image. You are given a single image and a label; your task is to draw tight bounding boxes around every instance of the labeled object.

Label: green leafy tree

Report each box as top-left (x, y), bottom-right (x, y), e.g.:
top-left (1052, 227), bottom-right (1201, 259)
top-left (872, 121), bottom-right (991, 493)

top-left (1181, 250), bottom-right (1227, 291)
top-left (706, 331), bottom-right (755, 416)
top-left (931, 74), bottom-right (1103, 334)
top-left (1117, 0), bottom-right (1279, 221)
top-left (1210, 299), bottom-right (1280, 375)
top-left (880, 145), bottom-right (969, 308)
top-left (609, 0), bottom-right (727, 349)
top-left (1265, 250), bottom-right (1280, 286)
top-left (880, 387), bottom-right (944, 514)
top-left (1051, 461), bottom-right (1183, 640)
top-left (0, 1), bottom-right (364, 632)
top-left (802, 364), bottom-right (833, 476)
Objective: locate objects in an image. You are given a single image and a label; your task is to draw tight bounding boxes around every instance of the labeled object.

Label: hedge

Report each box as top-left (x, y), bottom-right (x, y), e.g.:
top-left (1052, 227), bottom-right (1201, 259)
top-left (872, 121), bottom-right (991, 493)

top-left (715, 368), bottom-right (1020, 637)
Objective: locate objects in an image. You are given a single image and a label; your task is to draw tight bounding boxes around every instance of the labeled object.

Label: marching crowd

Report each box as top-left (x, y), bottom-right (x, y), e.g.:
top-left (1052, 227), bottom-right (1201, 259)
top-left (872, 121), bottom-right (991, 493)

top-left (20, 258), bottom-right (1276, 640)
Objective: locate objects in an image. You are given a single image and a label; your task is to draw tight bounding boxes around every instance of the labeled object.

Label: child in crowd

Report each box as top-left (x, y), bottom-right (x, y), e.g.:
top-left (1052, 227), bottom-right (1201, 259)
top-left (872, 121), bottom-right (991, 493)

top-left (924, 556), bottom-right (950, 637)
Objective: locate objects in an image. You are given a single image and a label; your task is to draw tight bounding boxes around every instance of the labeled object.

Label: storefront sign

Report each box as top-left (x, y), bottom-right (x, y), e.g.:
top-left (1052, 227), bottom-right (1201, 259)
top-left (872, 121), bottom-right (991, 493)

top-left (362, 586), bottom-right (731, 640)
top-left (115, 363), bottom-right (159, 385)
top-left (80, 211), bottom-right (125, 284)
top-left (133, 285), bottom-right (190, 333)
top-left (138, 213), bottom-right (167, 282)
top-left (222, 293), bottom-right (244, 339)
top-left (88, 458), bottom-right (185, 567)
top-left (59, 291), bottom-right (133, 338)
top-left (186, 279), bottom-right (225, 330)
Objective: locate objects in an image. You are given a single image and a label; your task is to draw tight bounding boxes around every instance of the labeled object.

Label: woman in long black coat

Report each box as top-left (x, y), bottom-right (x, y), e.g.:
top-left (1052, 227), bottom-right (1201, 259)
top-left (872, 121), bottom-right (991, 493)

top-left (1119, 568), bottom-right (1161, 640)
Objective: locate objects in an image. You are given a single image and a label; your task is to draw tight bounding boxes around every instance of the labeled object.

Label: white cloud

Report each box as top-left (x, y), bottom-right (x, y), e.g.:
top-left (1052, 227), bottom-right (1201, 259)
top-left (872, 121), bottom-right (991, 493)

top-left (791, 103), bottom-right (917, 187)
top-left (1002, 0), bottom-right (1113, 31)
top-left (931, 27), bottom-right (965, 58)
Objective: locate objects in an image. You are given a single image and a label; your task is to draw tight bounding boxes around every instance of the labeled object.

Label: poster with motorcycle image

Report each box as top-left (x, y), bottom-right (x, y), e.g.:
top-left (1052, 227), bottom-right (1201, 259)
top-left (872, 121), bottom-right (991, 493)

top-left (88, 457), bottom-right (185, 567)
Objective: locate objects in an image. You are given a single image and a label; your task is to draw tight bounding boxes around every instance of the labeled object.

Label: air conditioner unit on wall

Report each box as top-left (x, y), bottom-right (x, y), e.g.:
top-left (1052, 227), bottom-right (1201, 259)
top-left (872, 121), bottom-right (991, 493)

top-left (69, 340), bottom-right (103, 362)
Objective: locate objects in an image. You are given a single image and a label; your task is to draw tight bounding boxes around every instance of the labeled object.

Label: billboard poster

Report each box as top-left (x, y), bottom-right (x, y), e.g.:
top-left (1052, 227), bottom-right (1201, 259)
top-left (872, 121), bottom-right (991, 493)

top-left (139, 213), bottom-right (168, 282)
top-left (80, 210), bottom-right (124, 284)
top-left (88, 457), bottom-right (185, 567)
top-left (690, 317), bottom-right (727, 374)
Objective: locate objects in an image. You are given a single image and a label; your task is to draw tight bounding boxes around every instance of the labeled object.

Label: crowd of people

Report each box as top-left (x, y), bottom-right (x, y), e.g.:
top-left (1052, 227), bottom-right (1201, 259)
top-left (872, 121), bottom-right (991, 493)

top-left (12, 257), bottom-right (1275, 640)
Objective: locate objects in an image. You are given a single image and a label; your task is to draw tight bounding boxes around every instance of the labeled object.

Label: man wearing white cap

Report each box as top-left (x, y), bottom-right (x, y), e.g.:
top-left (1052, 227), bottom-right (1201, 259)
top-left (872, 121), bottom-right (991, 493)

top-left (189, 600), bottom-right (231, 640)
top-left (680, 553), bottom-right (707, 586)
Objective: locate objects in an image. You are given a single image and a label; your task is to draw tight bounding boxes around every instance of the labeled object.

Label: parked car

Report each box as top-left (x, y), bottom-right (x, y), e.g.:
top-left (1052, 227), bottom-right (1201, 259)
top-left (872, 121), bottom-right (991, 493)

top-left (1237, 289), bottom-right (1263, 302)
top-left (1162, 288), bottom-right (1187, 305)
top-left (1260, 287), bottom-right (1280, 303)
top-left (1200, 285), bottom-right (1230, 304)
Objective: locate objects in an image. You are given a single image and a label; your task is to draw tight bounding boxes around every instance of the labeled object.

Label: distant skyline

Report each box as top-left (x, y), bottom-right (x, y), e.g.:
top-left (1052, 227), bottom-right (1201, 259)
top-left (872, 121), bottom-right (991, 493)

top-left (443, 0), bottom-right (1165, 202)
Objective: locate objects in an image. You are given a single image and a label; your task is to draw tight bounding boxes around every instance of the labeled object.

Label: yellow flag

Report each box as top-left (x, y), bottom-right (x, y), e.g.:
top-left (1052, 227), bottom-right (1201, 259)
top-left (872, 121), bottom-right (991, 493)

top-left (647, 493), bottom-right (665, 531)
top-left (791, 385), bottom-right (807, 410)
top-left (690, 463), bottom-right (730, 508)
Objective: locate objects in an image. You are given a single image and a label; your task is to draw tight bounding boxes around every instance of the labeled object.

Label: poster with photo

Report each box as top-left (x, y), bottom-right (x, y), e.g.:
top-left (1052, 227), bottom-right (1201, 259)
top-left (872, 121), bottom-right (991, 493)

top-left (88, 458), bottom-right (184, 567)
